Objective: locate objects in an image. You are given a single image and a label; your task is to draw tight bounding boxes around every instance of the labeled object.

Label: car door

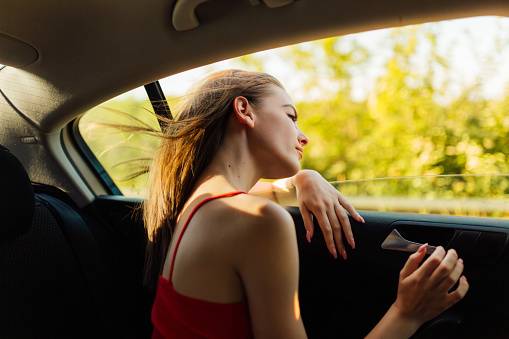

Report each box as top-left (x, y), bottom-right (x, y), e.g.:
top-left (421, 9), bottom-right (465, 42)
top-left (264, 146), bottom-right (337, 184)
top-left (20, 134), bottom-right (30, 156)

top-left (290, 203), bottom-right (509, 338)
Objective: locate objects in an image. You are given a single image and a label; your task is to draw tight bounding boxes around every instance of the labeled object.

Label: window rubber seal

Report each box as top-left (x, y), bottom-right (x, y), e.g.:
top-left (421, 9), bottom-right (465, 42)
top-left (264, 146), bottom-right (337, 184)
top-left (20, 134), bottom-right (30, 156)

top-left (69, 119), bottom-right (122, 195)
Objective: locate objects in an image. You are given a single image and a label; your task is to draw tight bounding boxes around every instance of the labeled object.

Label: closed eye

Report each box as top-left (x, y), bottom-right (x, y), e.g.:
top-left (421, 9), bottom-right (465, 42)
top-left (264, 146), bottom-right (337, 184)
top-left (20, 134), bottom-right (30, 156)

top-left (287, 113), bottom-right (298, 122)
top-left (283, 104), bottom-right (298, 122)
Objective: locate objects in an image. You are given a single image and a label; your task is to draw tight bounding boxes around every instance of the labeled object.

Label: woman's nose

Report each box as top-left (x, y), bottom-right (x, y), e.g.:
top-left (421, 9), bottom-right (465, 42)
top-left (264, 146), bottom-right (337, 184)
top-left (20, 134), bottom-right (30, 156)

top-left (298, 128), bottom-right (309, 147)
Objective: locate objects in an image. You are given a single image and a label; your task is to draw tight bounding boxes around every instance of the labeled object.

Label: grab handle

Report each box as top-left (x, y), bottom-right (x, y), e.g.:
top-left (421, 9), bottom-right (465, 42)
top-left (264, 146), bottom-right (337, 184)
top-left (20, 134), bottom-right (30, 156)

top-left (172, 0), bottom-right (210, 31)
top-left (381, 229), bottom-right (436, 255)
top-left (173, 0), bottom-right (295, 31)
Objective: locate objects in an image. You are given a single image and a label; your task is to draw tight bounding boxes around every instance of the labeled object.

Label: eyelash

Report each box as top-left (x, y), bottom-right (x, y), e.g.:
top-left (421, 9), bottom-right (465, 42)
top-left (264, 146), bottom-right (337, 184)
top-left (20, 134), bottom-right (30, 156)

top-left (287, 114), bottom-right (297, 122)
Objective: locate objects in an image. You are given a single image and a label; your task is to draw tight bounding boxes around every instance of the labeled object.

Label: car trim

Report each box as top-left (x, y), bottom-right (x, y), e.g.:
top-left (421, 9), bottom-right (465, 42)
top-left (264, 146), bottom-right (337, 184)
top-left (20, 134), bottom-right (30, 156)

top-left (70, 119), bottom-right (122, 196)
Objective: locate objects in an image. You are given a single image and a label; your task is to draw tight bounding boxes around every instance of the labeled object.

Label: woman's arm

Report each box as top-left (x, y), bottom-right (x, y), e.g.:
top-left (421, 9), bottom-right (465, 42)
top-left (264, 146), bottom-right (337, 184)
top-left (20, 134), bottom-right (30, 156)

top-left (234, 200), bottom-right (307, 339)
top-left (250, 170), bottom-right (364, 260)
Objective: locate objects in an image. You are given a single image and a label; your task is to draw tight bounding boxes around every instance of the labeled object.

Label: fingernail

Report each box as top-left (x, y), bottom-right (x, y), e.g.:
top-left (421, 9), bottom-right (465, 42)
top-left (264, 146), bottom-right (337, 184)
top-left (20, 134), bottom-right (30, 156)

top-left (462, 275), bottom-right (467, 282)
top-left (350, 237), bottom-right (356, 249)
top-left (342, 249), bottom-right (347, 260)
top-left (332, 248), bottom-right (338, 259)
top-left (418, 243), bottom-right (428, 252)
top-left (306, 231), bottom-right (311, 243)
top-left (458, 258), bottom-right (464, 264)
top-left (361, 217), bottom-right (365, 223)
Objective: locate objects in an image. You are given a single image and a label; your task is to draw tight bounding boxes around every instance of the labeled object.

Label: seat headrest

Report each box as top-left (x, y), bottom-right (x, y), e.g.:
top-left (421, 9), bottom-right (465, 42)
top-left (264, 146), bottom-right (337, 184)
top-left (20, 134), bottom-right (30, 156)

top-left (0, 145), bottom-right (35, 239)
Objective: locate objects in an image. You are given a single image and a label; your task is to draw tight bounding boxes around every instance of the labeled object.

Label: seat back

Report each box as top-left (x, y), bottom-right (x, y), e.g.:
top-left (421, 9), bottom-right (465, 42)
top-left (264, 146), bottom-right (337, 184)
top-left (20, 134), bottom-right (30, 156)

top-left (0, 145), bottom-right (34, 239)
top-left (0, 146), bottom-right (105, 338)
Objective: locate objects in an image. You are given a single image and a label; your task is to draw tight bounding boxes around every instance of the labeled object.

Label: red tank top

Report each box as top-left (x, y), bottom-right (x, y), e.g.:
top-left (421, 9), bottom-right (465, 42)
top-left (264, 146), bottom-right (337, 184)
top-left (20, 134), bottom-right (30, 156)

top-left (151, 191), bottom-right (253, 339)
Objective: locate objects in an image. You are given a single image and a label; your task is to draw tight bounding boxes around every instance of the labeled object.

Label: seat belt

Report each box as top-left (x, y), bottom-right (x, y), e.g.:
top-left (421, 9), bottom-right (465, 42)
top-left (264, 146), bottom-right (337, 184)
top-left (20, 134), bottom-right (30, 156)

top-left (35, 193), bottom-right (134, 338)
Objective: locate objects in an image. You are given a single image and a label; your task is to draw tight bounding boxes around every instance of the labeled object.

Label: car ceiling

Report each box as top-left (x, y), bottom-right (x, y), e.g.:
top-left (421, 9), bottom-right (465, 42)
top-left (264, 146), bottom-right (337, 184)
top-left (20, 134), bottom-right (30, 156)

top-left (0, 0), bottom-right (508, 205)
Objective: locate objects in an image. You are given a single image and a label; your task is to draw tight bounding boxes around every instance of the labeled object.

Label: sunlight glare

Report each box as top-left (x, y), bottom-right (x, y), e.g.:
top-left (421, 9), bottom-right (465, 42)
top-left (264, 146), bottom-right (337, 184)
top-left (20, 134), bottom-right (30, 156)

top-left (294, 291), bottom-right (301, 321)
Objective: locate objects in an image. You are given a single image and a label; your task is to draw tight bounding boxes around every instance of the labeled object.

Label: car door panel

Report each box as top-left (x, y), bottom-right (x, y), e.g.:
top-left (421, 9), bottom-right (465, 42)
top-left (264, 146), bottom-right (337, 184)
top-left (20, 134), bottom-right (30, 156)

top-left (288, 207), bottom-right (509, 338)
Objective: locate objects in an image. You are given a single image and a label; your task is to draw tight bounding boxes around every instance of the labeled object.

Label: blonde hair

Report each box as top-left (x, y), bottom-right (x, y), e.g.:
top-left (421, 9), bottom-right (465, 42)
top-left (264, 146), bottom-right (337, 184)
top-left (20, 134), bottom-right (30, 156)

top-left (143, 69), bottom-right (284, 288)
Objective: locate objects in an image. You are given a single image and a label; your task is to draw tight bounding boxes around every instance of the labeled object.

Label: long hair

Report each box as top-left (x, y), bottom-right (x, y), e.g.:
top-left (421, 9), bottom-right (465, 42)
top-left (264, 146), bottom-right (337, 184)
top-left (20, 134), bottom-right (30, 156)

top-left (143, 69), bottom-right (284, 289)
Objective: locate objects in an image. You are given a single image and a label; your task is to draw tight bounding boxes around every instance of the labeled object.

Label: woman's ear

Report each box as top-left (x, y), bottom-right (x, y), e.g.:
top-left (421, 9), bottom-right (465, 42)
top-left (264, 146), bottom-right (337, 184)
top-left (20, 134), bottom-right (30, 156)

top-left (233, 96), bottom-right (255, 128)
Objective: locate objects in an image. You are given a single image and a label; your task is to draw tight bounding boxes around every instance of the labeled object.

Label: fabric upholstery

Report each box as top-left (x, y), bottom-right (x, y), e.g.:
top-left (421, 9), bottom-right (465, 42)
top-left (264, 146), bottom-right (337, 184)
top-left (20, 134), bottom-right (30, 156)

top-left (0, 145), bottom-right (34, 238)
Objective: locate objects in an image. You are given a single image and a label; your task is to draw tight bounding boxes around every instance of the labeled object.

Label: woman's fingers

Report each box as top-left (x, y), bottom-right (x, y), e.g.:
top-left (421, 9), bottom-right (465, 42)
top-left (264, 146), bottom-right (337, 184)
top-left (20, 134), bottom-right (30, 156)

top-left (415, 246), bottom-right (447, 278)
top-left (334, 201), bottom-right (353, 252)
top-left (304, 196), bottom-right (359, 259)
top-left (436, 258), bottom-right (465, 294)
top-left (417, 248), bottom-right (467, 295)
top-left (395, 245), bottom-right (469, 325)
top-left (314, 200), bottom-right (352, 260)
top-left (313, 208), bottom-right (338, 259)
top-left (299, 201), bottom-right (314, 243)
top-left (447, 276), bottom-right (469, 305)
top-left (400, 244), bottom-right (428, 279)
top-left (338, 192), bottom-right (365, 224)
top-left (300, 197), bottom-right (340, 259)
top-left (429, 249), bottom-right (459, 283)
top-left (443, 275), bottom-right (469, 312)
top-left (329, 208), bottom-right (346, 260)
top-left (292, 170), bottom-right (364, 259)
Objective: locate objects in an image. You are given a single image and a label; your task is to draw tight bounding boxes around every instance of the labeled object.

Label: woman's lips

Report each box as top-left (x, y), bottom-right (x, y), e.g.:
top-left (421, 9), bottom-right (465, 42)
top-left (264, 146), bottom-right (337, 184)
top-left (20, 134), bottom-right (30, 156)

top-left (296, 147), bottom-right (303, 159)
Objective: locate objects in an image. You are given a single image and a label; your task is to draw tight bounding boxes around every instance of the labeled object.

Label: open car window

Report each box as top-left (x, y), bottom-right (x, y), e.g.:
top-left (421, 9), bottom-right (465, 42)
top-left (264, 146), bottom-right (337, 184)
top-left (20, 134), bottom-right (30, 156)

top-left (77, 89), bottom-right (159, 197)
top-left (77, 16), bottom-right (509, 219)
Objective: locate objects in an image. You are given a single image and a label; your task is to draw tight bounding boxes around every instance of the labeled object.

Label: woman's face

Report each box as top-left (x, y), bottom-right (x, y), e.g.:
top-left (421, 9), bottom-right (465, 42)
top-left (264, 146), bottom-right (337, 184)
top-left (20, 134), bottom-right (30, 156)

top-left (250, 85), bottom-right (309, 179)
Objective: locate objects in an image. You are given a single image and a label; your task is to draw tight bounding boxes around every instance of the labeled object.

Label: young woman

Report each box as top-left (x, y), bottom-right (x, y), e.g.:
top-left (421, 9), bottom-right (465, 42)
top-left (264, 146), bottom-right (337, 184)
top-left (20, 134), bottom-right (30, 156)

top-left (144, 69), bottom-right (468, 338)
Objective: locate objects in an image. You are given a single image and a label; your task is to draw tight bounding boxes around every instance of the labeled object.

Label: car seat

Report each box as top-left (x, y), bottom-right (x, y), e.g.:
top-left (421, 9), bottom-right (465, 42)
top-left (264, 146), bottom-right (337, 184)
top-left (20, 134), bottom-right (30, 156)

top-left (0, 145), bottom-right (132, 338)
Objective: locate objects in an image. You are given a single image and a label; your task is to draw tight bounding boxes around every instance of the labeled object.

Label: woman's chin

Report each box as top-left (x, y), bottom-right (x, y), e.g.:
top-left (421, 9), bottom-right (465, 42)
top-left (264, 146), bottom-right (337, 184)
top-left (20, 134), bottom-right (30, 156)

top-left (267, 165), bottom-right (300, 180)
top-left (285, 161), bottom-right (301, 177)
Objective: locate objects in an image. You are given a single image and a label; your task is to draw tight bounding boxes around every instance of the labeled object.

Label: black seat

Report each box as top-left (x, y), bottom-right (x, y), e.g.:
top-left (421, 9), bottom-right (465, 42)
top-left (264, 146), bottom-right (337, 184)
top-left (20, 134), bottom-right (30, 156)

top-left (0, 145), bottom-right (121, 338)
top-left (0, 145), bottom-right (34, 239)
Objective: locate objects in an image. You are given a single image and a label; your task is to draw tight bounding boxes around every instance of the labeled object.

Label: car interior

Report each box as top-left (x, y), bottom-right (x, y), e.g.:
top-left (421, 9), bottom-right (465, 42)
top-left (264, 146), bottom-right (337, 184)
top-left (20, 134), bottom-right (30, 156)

top-left (1, 0), bottom-right (509, 338)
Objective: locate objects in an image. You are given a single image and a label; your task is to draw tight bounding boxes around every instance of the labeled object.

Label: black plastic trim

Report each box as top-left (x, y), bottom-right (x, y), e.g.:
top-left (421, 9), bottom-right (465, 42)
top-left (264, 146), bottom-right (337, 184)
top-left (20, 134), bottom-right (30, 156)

top-left (144, 81), bottom-right (172, 120)
top-left (69, 119), bottom-right (122, 195)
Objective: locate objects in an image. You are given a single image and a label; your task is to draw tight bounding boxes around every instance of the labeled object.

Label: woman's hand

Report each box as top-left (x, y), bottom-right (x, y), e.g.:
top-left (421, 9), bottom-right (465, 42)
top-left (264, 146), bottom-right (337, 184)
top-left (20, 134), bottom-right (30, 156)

top-left (367, 244), bottom-right (469, 339)
top-left (292, 170), bottom-right (365, 260)
top-left (394, 244), bottom-right (469, 324)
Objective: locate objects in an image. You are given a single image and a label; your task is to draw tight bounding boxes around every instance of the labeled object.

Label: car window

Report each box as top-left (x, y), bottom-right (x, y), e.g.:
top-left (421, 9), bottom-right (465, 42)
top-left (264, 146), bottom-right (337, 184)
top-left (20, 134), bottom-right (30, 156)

top-left (77, 16), bottom-right (509, 219)
top-left (77, 89), bottom-right (161, 197)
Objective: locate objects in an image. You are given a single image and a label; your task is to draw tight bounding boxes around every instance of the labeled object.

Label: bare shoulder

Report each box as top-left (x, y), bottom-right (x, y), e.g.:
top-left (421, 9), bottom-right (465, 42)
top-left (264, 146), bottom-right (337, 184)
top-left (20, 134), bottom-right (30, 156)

top-left (197, 193), bottom-right (296, 247)
top-left (224, 194), bottom-right (295, 231)
top-left (209, 194), bottom-right (298, 266)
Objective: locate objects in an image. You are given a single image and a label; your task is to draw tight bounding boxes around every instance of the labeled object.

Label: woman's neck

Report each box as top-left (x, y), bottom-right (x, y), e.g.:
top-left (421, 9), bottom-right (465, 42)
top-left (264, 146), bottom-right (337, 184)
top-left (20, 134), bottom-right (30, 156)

top-left (194, 139), bottom-right (260, 195)
top-left (195, 161), bottom-right (258, 195)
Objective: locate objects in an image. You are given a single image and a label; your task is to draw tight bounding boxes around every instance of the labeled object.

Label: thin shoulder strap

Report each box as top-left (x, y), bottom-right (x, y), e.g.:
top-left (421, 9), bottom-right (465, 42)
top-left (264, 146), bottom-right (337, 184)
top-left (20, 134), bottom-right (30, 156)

top-left (169, 191), bottom-right (247, 281)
